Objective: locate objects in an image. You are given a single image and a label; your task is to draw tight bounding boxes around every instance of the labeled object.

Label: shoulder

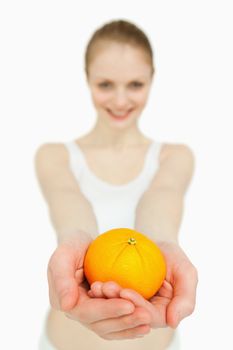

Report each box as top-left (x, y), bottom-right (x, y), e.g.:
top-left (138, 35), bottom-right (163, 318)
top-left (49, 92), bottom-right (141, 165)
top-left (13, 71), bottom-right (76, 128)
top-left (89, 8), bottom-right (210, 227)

top-left (34, 142), bottom-right (70, 181)
top-left (160, 142), bottom-right (195, 169)
top-left (151, 142), bottom-right (195, 193)
top-left (34, 142), bottom-right (84, 195)
top-left (34, 142), bottom-right (68, 166)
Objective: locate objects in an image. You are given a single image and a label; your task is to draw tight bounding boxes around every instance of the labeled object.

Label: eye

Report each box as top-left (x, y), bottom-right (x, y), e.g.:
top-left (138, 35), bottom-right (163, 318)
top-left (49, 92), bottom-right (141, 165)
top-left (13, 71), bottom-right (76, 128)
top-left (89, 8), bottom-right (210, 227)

top-left (98, 82), bottom-right (112, 89)
top-left (130, 82), bottom-right (144, 89)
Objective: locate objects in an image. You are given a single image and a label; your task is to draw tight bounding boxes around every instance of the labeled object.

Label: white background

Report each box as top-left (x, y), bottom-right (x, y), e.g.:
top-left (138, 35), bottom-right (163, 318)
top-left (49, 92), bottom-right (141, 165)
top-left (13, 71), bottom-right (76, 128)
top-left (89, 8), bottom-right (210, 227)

top-left (1, 1), bottom-right (232, 349)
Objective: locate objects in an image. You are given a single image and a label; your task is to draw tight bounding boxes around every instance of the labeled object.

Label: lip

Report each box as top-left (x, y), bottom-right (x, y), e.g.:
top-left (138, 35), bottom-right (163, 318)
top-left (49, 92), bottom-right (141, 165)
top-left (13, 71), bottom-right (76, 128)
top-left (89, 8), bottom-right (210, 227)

top-left (107, 108), bottom-right (134, 121)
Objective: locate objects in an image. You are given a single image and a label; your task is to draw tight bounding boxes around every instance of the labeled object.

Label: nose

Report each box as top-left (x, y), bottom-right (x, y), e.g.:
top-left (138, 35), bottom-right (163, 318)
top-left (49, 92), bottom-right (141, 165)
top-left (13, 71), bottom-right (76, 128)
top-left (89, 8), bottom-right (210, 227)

top-left (112, 88), bottom-right (129, 109)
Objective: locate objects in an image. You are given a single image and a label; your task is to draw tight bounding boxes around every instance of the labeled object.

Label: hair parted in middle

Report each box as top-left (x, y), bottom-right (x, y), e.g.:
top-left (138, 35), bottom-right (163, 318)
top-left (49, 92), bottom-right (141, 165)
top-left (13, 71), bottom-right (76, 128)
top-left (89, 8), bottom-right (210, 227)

top-left (84, 19), bottom-right (155, 77)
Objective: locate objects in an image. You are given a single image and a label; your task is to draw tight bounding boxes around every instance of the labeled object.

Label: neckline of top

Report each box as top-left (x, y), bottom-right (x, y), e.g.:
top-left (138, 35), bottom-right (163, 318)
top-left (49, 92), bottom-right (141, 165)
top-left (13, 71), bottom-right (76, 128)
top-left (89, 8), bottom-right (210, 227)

top-left (71, 140), bottom-right (158, 190)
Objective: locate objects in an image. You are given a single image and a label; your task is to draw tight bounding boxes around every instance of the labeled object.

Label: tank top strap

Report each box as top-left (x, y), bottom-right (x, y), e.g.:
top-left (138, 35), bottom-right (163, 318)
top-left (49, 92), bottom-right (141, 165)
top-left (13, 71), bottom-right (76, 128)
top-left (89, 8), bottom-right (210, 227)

top-left (64, 139), bottom-right (163, 187)
top-left (64, 140), bottom-right (86, 180)
top-left (144, 141), bottom-right (163, 173)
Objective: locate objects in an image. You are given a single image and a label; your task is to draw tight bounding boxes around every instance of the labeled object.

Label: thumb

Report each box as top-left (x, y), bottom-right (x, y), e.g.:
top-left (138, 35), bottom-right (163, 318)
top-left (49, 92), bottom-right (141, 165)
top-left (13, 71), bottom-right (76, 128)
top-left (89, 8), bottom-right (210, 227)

top-left (47, 245), bottom-right (79, 311)
top-left (167, 263), bottom-right (198, 328)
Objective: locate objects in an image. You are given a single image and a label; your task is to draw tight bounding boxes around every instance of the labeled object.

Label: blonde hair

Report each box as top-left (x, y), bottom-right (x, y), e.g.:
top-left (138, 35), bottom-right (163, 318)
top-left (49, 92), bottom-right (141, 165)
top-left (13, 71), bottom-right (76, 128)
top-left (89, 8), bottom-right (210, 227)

top-left (84, 19), bottom-right (155, 77)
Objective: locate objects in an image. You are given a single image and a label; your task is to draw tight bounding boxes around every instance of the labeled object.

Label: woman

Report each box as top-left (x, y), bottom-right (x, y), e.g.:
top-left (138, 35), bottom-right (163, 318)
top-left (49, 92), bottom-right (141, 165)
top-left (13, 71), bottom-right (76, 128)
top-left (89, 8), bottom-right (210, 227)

top-left (35, 19), bottom-right (198, 350)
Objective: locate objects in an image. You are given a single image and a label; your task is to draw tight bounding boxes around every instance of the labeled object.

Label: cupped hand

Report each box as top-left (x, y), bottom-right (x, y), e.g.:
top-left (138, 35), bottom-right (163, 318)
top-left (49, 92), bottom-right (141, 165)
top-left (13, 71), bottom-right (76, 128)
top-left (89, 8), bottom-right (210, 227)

top-left (47, 231), bottom-right (92, 311)
top-left (47, 232), bottom-right (152, 340)
top-left (155, 241), bottom-right (198, 327)
top-left (88, 241), bottom-right (198, 329)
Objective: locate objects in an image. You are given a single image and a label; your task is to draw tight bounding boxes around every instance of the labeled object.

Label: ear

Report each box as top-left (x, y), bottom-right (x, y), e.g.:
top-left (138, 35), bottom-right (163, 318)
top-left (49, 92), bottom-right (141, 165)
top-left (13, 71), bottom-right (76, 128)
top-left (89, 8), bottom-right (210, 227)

top-left (85, 72), bottom-right (90, 84)
top-left (150, 67), bottom-right (156, 82)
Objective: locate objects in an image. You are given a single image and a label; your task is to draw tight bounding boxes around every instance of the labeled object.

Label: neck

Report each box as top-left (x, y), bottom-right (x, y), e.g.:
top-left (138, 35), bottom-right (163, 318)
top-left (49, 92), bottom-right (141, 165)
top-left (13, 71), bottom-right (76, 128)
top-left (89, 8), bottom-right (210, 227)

top-left (84, 119), bottom-right (149, 149)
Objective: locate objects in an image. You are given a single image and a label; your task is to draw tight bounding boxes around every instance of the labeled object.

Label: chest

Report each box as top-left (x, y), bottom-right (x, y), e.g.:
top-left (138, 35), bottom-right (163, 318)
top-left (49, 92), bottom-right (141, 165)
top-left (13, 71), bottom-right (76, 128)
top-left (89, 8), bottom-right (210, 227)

top-left (80, 147), bottom-right (150, 185)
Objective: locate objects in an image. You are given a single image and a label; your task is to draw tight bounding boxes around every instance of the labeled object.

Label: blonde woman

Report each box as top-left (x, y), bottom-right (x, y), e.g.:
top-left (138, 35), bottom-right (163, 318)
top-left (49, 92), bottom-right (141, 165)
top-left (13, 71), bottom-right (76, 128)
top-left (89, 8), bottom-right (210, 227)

top-left (35, 19), bottom-right (198, 350)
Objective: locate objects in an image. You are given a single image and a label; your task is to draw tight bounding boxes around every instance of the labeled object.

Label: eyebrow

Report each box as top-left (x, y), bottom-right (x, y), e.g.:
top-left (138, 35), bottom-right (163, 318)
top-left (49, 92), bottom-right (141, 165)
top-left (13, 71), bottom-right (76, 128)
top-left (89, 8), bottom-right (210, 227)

top-left (94, 77), bottom-right (147, 82)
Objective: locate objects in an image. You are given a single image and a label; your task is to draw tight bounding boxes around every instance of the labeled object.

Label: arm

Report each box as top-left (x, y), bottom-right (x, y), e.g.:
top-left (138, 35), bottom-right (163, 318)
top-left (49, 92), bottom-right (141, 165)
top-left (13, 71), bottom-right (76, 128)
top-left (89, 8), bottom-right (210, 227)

top-left (126, 144), bottom-right (197, 328)
top-left (134, 144), bottom-right (195, 243)
top-left (34, 143), bottom-right (99, 244)
top-left (35, 143), bottom-right (149, 340)
top-left (34, 142), bottom-right (99, 308)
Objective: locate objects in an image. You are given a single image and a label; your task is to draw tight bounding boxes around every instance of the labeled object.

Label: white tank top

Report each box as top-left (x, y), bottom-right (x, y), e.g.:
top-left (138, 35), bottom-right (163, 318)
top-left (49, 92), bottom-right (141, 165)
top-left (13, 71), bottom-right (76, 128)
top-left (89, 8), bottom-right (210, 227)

top-left (64, 140), bottom-right (163, 235)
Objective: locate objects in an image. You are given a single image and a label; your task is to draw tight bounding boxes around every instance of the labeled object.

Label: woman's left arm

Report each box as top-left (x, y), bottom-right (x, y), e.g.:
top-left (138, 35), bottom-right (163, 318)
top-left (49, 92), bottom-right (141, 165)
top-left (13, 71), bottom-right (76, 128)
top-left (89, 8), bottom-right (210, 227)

top-left (88, 144), bottom-right (198, 329)
top-left (134, 144), bottom-right (195, 243)
top-left (132, 143), bottom-right (198, 328)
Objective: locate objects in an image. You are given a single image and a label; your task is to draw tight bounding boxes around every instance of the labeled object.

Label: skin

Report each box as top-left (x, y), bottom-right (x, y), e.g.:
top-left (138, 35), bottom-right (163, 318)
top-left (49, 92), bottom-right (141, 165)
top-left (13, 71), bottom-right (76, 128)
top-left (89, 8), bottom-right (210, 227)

top-left (86, 41), bottom-right (153, 144)
top-left (35, 42), bottom-right (198, 349)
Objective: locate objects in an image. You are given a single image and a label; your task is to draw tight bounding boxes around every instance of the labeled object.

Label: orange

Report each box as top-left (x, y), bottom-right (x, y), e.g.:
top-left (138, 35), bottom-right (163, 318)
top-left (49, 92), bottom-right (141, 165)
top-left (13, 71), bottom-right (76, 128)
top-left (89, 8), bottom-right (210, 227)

top-left (83, 228), bottom-right (166, 300)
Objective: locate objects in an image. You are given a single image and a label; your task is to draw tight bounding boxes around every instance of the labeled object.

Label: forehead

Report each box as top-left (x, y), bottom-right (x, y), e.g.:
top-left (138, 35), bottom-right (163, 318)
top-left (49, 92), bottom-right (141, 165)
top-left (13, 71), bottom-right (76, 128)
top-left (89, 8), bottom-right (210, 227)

top-left (88, 43), bottom-right (152, 80)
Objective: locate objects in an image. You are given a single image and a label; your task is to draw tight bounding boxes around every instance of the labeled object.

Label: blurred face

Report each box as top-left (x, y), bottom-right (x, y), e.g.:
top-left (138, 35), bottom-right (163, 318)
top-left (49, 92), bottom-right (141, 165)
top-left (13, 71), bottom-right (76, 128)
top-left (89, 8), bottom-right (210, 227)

top-left (87, 42), bottom-right (153, 129)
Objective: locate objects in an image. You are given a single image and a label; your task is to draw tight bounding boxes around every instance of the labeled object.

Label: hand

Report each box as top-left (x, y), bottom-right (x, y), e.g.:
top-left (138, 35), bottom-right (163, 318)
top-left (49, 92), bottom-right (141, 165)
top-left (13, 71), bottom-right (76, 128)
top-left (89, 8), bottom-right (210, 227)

top-left (47, 232), bottom-right (152, 340)
top-left (154, 240), bottom-right (198, 327)
top-left (88, 241), bottom-right (198, 329)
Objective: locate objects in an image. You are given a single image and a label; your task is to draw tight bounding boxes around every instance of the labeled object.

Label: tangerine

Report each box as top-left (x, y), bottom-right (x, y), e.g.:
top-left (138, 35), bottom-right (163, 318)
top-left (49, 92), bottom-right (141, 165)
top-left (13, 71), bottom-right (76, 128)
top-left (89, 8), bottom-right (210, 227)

top-left (83, 228), bottom-right (166, 300)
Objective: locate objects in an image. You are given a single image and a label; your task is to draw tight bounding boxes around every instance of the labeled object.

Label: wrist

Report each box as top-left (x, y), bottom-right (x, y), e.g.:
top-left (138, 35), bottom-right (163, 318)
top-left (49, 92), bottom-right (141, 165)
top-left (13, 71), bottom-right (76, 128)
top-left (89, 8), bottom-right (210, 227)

top-left (155, 237), bottom-right (178, 244)
top-left (58, 229), bottom-right (94, 247)
top-left (155, 239), bottom-right (180, 253)
top-left (149, 236), bottom-right (179, 248)
top-left (134, 226), bottom-right (178, 245)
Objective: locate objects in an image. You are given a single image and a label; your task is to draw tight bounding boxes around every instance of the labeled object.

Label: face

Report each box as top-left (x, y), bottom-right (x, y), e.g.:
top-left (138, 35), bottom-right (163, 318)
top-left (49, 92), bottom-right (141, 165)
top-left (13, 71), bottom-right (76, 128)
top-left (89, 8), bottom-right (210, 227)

top-left (87, 42), bottom-right (153, 129)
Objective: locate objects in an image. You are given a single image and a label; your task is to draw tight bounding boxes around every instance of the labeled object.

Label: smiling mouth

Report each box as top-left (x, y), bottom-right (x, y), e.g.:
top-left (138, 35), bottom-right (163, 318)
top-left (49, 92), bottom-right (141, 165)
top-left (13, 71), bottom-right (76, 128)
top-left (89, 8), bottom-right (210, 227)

top-left (107, 109), bottom-right (134, 120)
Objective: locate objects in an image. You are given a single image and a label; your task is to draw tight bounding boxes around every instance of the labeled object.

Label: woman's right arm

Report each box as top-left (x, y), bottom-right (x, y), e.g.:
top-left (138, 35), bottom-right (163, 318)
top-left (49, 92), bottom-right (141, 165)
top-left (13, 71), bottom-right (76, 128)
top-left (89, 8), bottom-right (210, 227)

top-left (34, 142), bottom-right (101, 309)
top-left (34, 143), bottom-right (153, 340)
top-left (35, 144), bottom-right (156, 339)
top-left (34, 143), bottom-right (99, 244)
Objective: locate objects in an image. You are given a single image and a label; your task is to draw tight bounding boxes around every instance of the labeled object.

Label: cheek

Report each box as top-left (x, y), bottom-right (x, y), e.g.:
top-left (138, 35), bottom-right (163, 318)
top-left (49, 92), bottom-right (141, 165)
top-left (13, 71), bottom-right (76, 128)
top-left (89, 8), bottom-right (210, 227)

top-left (131, 90), bottom-right (150, 106)
top-left (91, 90), bottom-right (111, 106)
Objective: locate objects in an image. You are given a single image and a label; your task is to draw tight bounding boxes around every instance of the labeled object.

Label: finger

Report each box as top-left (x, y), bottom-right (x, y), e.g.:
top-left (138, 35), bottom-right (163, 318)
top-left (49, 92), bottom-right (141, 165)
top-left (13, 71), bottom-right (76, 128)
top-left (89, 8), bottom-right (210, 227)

top-left (90, 281), bottom-right (122, 299)
top-left (75, 268), bottom-right (85, 285)
top-left (156, 279), bottom-right (173, 299)
top-left (89, 306), bottom-right (151, 335)
top-left (103, 324), bottom-right (151, 340)
top-left (90, 281), bottom-right (105, 298)
top-left (102, 281), bottom-right (122, 298)
top-left (120, 288), bottom-right (148, 308)
top-left (87, 290), bottom-right (95, 298)
top-left (120, 288), bottom-right (164, 327)
top-left (68, 297), bottom-right (135, 324)
top-left (48, 245), bottom-right (78, 311)
top-left (167, 263), bottom-right (198, 328)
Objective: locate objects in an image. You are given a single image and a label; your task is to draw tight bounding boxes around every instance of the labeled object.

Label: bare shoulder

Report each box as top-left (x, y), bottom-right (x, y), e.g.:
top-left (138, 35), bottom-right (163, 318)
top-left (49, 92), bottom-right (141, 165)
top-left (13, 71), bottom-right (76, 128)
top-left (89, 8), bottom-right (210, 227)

top-left (34, 142), bottom-right (68, 168)
top-left (160, 142), bottom-right (195, 169)
top-left (34, 142), bottom-right (73, 190)
top-left (151, 142), bottom-right (195, 193)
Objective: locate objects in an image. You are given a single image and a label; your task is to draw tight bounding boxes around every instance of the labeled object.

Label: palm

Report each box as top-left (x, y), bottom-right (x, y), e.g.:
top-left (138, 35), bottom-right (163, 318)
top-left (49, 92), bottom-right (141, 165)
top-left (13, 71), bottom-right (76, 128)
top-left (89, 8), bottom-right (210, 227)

top-left (48, 238), bottom-right (92, 311)
top-left (88, 240), bottom-right (197, 328)
top-left (148, 278), bottom-right (173, 326)
top-left (66, 247), bottom-right (128, 315)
